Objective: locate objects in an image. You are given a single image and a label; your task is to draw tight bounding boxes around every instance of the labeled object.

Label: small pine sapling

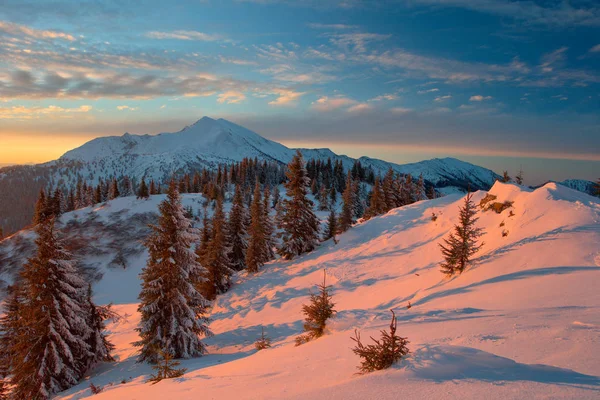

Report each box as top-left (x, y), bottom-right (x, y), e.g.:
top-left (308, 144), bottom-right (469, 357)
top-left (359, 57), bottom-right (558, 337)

top-left (295, 270), bottom-right (336, 346)
top-left (431, 212), bottom-right (438, 222)
top-left (351, 310), bottom-right (409, 374)
top-left (255, 326), bottom-right (272, 351)
top-left (89, 382), bottom-right (103, 395)
top-left (148, 348), bottom-right (187, 385)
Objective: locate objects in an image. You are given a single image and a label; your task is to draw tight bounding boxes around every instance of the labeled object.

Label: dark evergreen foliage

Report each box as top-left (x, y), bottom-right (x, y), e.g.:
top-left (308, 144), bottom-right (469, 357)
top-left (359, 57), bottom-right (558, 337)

top-left (147, 348), bottom-right (187, 384)
top-left (351, 310), bottom-right (409, 374)
top-left (439, 192), bottom-right (485, 276)
top-left (295, 270), bottom-right (336, 345)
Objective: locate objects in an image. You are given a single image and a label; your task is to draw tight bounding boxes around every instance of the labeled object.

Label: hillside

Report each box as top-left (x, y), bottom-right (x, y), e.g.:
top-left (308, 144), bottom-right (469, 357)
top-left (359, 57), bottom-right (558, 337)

top-left (0, 117), bottom-right (500, 236)
top-left (12, 181), bottom-right (593, 399)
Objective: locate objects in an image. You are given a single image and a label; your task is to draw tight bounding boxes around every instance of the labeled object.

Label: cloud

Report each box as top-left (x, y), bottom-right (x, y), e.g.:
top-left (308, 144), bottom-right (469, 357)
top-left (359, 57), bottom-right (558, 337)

top-left (311, 96), bottom-right (357, 111)
top-left (540, 47), bottom-right (568, 72)
top-left (589, 44), bottom-right (600, 53)
top-left (390, 107), bottom-right (413, 114)
top-left (0, 69), bottom-right (246, 100)
top-left (369, 94), bottom-right (398, 102)
top-left (329, 32), bottom-right (391, 53)
top-left (0, 104), bottom-right (92, 119)
top-left (145, 30), bottom-right (222, 41)
top-left (434, 95), bottom-right (452, 102)
top-left (267, 89), bottom-right (306, 106)
top-left (0, 20), bottom-right (76, 41)
top-left (218, 56), bottom-right (258, 66)
top-left (217, 90), bottom-right (246, 104)
top-left (417, 88), bottom-right (439, 94)
top-left (308, 23), bottom-right (357, 30)
top-left (116, 105), bottom-right (138, 111)
top-left (347, 103), bottom-right (373, 113)
top-left (469, 95), bottom-right (492, 101)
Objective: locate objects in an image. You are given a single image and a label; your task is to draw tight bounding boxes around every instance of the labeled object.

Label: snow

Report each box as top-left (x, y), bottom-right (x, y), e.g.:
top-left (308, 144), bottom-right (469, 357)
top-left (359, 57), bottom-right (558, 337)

top-left (47, 181), bottom-right (600, 399)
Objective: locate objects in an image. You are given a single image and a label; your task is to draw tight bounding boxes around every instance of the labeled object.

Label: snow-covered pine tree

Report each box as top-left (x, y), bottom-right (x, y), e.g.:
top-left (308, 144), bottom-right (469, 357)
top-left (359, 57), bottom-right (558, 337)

top-left (203, 195), bottom-right (233, 300)
top-left (594, 178), bottom-right (600, 197)
top-left (323, 209), bottom-right (338, 242)
top-left (295, 270), bottom-right (336, 345)
top-left (33, 188), bottom-right (48, 224)
top-left (318, 184), bottom-right (329, 211)
top-left (227, 184), bottom-right (249, 271)
top-left (11, 217), bottom-right (93, 399)
top-left (439, 191), bottom-right (485, 276)
top-left (339, 172), bottom-right (355, 233)
top-left (135, 181), bottom-right (211, 362)
top-left (246, 181), bottom-right (265, 273)
top-left (137, 178), bottom-right (149, 199)
top-left (85, 285), bottom-right (115, 369)
top-left (122, 176), bottom-right (135, 197)
top-left (0, 285), bottom-right (25, 390)
top-left (262, 186), bottom-right (276, 262)
top-left (147, 348), bottom-right (187, 384)
top-left (278, 151), bottom-right (320, 260)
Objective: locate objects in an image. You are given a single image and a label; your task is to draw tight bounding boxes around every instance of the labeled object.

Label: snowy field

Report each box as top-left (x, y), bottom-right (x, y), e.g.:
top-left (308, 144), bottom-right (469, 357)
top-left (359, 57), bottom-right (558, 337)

top-left (26, 182), bottom-right (600, 399)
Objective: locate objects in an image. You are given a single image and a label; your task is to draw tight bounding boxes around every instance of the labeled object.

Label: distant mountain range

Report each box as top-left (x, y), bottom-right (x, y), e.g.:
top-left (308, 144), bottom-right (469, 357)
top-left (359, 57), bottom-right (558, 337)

top-left (2, 116), bottom-right (503, 235)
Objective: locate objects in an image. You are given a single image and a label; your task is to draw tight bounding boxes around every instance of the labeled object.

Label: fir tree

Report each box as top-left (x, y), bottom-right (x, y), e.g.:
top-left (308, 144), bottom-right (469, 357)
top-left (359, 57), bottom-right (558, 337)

top-left (594, 178), bottom-right (600, 198)
top-left (122, 176), bottom-right (135, 197)
top-left (0, 285), bottom-right (25, 392)
top-left (33, 188), bottom-right (49, 224)
top-left (439, 192), bottom-right (485, 276)
top-left (135, 181), bottom-right (211, 362)
top-left (278, 151), bottom-right (320, 260)
top-left (262, 186), bottom-right (276, 262)
top-left (501, 171), bottom-right (511, 183)
top-left (227, 185), bottom-right (248, 271)
top-left (147, 348), bottom-right (187, 384)
top-left (108, 178), bottom-right (120, 200)
top-left (11, 218), bottom-right (93, 399)
top-left (364, 177), bottom-right (386, 220)
top-left (515, 168), bottom-right (524, 185)
top-left (254, 327), bottom-right (272, 351)
top-left (85, 285), bottom-right (115, 368)
top-left (351, 310), bottom-right (409, 374)
top-left (137, 178), bottom-right (149, 199)
top-left (323, 209), bottom-right (338, 242)
top-left (339, 172), bottom-right (355, 233)
top-left (246, 181), bottom-right (265, 273)
top-left (202, 195), bottom-right (233, 300)
top-left (295, 270), bottom-right (336, 345)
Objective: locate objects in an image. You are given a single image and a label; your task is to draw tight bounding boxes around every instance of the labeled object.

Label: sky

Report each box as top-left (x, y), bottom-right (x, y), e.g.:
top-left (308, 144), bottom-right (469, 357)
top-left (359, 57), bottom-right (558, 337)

top-left (0, 0), bottom-right (598, 185)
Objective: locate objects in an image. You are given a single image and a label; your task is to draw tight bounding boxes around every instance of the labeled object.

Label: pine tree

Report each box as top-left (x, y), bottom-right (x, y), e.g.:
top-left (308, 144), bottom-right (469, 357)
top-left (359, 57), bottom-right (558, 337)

top-left (364, 177), bottom-right (386, 220)
top-left (515, 168), bottom-right (524, 185)
top-left (501, 171), bottom-right (511, 183)
top-left (137, 178), bottom-right (150, 199)
top-left (246, 181), bottom-right (265, 273)
top-left (254, 327), bottom-right (272, 351)
top-left (10, 217), bottom-right (93, 399)
top-left (85, 285), bottom-right (115, 368)
top-left (202, 195), bottom-right (233, 300)
top-left (262, 186), bottom-right (276, 262)
top-left (295, 270), bottom-right (336, 345)
top-left (33, 188), bottom-right (48, 224)
top-left (108, 178), bottom-right (120, 200)
top-left (278, 151), bottom-right (320, 260)
top-left (147, 348), bottom-right (187, 384)
top-left (339, 172), bottom-right (355, 233)
top-left (323, 209), bottom-right (338, 242)
top-left (594, 178), bottom-right (600, 198)
top-left (135, 181), bottom-right (211, 362)
top-left (0, 285), bottom-right (25, 393)
top-left (439, 192), bottom-right (485, 276)
top-left (351, 310), bottom-right (409, 374)
top-left (227, 184), bottom-right (248, 271)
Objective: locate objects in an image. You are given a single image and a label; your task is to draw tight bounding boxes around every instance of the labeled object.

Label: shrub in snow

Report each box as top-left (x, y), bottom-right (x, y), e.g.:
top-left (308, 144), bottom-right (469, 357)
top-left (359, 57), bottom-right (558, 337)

top-left (431, 212), bottom-right (438, 222)
top-left (89, 382), bottom-right (103, 394)
top-left (148, 349), bottom-right (187, 385)
top-left (439, 191), bottom-right (485, 276)
top-left (255, 327), bottom-right (272, 351)
top-left (295, 270), bottom-right (336, 346)
top-left (351, 310), bottom-right (409, 374)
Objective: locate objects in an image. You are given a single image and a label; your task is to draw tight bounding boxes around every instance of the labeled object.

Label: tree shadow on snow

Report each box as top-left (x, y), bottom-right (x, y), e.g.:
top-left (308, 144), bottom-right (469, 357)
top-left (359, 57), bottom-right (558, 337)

top-left (404, 345), bottom-right (600, 390)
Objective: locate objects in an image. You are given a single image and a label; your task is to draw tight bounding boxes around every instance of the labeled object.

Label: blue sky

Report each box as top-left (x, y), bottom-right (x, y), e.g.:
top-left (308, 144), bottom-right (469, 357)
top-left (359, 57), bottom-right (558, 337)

top-left (0, 0), bottom-right (598, 184)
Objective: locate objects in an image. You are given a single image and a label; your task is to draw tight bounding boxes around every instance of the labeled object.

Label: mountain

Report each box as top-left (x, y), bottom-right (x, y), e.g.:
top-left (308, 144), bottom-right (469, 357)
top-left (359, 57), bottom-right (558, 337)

top-left (556, 179), bottom-right (598, 196)
top-left (0, 116), bottom-right (500, 236)
top-left (2, 182), bottom-right (598, 399)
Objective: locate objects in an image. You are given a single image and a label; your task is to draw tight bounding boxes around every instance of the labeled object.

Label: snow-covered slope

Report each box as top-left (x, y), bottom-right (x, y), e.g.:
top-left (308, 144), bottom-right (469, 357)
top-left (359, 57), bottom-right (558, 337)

top-left (555, 179), bottom-right (598, 197)
top-left (4, 182), bottom-right (595, 399)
